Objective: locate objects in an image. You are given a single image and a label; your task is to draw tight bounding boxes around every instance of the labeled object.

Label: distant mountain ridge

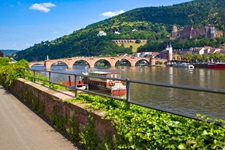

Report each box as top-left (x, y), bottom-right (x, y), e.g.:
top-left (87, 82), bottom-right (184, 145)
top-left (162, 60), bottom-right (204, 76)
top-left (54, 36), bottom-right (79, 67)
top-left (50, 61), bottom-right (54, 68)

top-left (14, 0), bottom-right (225, 62)
top-left (1, 50), bottom-right (18, 56)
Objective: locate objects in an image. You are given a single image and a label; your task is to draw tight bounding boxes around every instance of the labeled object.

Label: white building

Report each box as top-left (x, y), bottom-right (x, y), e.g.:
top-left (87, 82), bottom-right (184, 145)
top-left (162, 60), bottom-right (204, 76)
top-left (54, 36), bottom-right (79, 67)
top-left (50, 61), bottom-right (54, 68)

top-left (192, 46), bottom-right (214, 55)
top-left (114, 31), bottom-right (120, 34)
top-left (97, 31), bottom-right (107, 36)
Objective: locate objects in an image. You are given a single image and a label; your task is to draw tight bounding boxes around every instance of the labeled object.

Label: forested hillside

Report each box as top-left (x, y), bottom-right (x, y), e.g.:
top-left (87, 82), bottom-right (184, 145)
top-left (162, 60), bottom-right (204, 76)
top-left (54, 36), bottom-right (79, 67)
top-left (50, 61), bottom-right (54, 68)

top-left (14, 0), bottom-right (225, 61)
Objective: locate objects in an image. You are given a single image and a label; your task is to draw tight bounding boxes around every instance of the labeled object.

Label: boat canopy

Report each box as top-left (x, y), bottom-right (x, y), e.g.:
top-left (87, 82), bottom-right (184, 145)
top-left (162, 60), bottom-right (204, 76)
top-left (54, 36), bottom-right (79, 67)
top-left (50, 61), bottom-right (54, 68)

top-left (87, 70), bottom-right (121, 78)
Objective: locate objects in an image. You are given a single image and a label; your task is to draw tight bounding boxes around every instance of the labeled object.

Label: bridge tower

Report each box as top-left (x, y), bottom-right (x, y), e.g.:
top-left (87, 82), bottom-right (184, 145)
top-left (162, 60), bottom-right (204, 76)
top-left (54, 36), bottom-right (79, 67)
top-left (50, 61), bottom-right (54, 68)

top-left (166, 41), bottom-right (173, 61)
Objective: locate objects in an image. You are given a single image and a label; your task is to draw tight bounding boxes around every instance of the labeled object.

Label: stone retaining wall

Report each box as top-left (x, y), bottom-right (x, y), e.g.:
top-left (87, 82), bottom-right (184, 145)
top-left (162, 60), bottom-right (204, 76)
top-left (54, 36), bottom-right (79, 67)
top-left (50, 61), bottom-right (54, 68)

top-left (10, 78), bottom-right (115, 141)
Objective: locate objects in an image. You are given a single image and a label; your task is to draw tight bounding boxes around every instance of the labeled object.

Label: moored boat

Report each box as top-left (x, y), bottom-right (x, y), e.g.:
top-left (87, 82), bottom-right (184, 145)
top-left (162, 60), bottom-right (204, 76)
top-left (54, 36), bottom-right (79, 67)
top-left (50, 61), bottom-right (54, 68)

top-left (208, 62), bottom-right (225, 69)
top-left (82, 70), bottom-right (126, 95)
top-left (173, 62), bottom-right (194, 69)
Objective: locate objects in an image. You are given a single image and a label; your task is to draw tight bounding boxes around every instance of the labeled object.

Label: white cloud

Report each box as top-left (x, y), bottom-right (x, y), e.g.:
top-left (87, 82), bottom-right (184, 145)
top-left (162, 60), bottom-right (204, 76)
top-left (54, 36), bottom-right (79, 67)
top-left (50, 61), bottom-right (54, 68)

top-left (29, 3), bottom-right (56, 13)
top-left (101, 10), bottom-right (125, 17)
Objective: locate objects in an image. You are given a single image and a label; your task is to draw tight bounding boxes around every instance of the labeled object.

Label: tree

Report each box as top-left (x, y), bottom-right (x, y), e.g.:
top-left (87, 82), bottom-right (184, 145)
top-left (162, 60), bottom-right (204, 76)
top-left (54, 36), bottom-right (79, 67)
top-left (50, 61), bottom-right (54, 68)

top-left (209, 53), bottom-right (220, 61)
top-left (135, 39), bottom-right (141, 44)
top-left (182, 53), bottom-right (193, 61)
top-left (0, 57), bottom-right (9, 66)
top-left (202, 54), bottom-right (209, 61)
top-left (0, 50), bottom-right (4, 57)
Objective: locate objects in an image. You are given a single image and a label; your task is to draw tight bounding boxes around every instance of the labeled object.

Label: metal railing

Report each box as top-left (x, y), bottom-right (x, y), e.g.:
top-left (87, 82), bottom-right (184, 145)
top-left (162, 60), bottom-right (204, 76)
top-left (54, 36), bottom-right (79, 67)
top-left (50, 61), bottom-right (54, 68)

top-left (27, 69), bottom-right (225, 122)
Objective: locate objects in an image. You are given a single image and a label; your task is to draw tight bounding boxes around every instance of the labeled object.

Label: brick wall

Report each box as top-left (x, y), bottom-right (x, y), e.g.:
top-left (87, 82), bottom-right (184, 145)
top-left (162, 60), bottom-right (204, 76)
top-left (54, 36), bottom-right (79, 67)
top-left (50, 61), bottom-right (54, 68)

top-left (10, 78), bottom-right (115, 141)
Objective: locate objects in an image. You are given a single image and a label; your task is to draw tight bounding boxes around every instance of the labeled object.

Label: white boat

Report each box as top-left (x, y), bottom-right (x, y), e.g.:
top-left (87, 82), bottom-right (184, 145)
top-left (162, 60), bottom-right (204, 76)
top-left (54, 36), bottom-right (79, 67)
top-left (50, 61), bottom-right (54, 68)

top-left (173, 62), bottom-right (194, 69)
top-left (82, 70), bottom-right (126, 95)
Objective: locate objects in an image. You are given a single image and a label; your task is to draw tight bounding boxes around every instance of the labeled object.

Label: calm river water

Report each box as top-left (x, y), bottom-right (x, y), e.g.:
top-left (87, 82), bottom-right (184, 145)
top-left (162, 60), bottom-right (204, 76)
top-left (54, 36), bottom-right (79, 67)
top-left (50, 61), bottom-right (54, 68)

top-left (31, 65), bottom-right (225, 120)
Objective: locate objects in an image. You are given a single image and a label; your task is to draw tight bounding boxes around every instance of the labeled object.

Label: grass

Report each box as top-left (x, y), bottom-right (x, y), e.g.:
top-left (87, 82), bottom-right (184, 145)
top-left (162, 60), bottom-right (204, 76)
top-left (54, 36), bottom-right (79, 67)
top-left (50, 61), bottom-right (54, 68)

top-left (118, 42), bottom-right (147, 53)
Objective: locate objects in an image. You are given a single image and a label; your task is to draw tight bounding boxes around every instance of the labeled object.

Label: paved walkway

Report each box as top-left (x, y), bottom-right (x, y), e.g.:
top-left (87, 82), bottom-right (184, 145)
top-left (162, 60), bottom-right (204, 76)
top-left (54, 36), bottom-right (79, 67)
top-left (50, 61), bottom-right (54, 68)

top-left (0, 85), bottom-right (79, 150)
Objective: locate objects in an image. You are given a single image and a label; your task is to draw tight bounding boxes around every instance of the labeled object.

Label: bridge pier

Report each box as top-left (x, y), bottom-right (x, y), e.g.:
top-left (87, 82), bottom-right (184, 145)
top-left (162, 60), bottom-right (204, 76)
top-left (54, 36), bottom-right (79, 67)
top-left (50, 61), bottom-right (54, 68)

top-left (67, 58), bottom-right (74, 69)
top-left (45, 60), bottom-right (51, 70)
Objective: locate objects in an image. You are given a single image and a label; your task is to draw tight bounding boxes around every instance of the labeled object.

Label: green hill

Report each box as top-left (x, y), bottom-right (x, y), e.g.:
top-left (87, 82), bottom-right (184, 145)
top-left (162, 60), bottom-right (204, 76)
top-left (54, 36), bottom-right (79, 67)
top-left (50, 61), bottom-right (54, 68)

top-left (14, 0), bottom-right (225, 62)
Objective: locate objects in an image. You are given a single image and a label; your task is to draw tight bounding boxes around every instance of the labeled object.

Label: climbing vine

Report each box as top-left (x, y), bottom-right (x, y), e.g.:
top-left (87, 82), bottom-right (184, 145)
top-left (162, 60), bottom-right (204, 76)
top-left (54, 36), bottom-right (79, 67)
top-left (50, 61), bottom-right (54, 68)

top-left (31, 96), bottom-right (45, 115)
top-left (67, 117), bottom-right (80, 142)
top-left (79, 115), bottom-right (100, 150)
top-left (67, 94), bottom-right (225, 150)
top-left (50, 106), bottom-right (68, 132)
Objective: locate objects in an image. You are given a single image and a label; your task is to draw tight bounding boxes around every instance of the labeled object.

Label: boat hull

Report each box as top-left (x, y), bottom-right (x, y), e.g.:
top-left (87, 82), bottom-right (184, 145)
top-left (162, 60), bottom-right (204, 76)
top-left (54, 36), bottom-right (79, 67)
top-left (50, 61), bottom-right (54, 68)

top-left (208, 63), bottom-right (225, 69)
top-left (61, 81), bottom-right (84, 87)
top-left (60, 81), bottom-right (86, 90)
top-left (111, 85), bottom-right (126, 95)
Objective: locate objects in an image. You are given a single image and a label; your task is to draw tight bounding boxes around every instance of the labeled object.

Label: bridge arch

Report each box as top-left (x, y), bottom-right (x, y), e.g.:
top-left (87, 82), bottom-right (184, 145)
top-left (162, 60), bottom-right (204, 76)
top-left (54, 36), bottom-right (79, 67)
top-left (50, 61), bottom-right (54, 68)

top-left (124, 57), bottom-right (150, 66)
top-left (94, 59), bottom-right (111, 68)
top-left (135, 59), bottom-right (150, 66)
top-left (30, 63), bottom-right (44, 68)
top-left (29, 61), bottom-right (45, 68)
top-left (50, 61), bottom-right (68, 70)
top-left (72, 59), bottom-right (90, 69)
top-left (115, 59), bottom-right (131, 66)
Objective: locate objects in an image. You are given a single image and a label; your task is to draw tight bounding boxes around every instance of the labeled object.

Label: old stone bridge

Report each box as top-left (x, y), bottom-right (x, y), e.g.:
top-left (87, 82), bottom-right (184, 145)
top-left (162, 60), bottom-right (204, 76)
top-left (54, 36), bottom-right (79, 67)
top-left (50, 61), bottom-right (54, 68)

top-left (29, 56), bottom-right (160, 70)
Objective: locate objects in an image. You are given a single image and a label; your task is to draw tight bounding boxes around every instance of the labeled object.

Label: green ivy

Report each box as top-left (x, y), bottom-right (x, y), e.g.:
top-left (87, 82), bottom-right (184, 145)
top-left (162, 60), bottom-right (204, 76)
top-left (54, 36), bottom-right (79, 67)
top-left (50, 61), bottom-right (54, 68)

top-left (79, 115), bottom-right (100, 150)
top-left (23, 90), bottom-right (30, 104)
top-left (67, 117), bottom-right (80, 142)
top-left (67, 94), bottom-right (225, 149)
top-left (31, 97), bottom-right (45, 115)
top-left (50, 106), bottom-right (68, 132)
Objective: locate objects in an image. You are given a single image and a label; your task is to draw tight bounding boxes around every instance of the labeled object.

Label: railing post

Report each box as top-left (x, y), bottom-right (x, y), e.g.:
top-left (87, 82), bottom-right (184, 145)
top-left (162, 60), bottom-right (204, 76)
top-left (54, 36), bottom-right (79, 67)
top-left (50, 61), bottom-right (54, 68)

top-left (33, 70), bottom-right (36, 83)
top-left (74, 74), bottom-right (78, 97)
top-left (68, 76), bottom-right (71, 86)
top-left (126, 78), bottom-right (131, 109)
top-left (48, 72), bottom-right (51, 88)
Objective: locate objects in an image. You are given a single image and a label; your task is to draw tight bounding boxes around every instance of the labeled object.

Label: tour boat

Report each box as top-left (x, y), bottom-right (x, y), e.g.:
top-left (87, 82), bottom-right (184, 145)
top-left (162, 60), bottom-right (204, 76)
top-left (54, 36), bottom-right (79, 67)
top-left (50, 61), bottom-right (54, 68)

top-left (173, 62), bottom-right (194, 69)
top-left (82, 70), bottom-right (126, 95)
top-left (208, 62), bottom-right (225, 69)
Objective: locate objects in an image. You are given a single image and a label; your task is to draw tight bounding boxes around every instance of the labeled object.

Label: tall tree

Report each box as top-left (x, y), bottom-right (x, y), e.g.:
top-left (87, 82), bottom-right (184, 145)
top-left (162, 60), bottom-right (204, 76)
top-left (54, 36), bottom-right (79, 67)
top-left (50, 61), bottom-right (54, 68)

top-left (0, 50), bottom-right (4, 57)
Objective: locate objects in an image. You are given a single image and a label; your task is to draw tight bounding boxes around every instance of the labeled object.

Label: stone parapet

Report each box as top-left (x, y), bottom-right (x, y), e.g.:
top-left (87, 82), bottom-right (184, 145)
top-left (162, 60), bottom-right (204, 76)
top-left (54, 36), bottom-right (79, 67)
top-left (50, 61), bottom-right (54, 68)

top-left (10, 78), bottom-right (115, 141)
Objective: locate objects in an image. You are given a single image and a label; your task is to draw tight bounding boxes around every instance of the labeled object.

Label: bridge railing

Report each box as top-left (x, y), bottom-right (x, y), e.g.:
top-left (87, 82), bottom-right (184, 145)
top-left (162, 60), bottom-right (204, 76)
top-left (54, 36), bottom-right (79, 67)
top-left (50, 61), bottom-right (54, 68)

top-left (26, 69), bottom-right (225, 122)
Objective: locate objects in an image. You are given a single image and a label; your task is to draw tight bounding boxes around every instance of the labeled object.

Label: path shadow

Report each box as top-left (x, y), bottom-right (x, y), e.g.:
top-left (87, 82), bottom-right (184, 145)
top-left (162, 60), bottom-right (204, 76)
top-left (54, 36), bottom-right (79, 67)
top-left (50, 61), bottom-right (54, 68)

top-left (4, 90), bottom-right (10, 95)
top-left (0, 85), bottom-right (11, 95)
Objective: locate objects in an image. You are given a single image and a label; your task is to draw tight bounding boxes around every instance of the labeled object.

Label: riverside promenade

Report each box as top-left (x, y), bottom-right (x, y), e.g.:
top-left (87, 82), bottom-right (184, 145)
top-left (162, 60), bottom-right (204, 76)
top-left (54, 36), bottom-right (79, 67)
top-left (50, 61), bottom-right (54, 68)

top-left (0, 85), bottom-right (79, 150)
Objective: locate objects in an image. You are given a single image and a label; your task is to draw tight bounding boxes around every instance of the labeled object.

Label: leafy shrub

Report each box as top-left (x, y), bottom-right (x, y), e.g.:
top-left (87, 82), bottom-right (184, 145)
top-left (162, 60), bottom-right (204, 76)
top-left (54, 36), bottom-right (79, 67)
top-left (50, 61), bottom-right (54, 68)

top-left (68, 94), bottom-right (225, 149)
top-left (0, 59), bottom-right (30, 85)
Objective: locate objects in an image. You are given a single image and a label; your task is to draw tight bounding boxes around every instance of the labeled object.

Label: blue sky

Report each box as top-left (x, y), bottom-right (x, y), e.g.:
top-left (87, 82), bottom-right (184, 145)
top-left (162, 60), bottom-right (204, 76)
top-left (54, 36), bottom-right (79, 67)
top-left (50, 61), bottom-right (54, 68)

top-left (0, 0), bottom-right (191, 50)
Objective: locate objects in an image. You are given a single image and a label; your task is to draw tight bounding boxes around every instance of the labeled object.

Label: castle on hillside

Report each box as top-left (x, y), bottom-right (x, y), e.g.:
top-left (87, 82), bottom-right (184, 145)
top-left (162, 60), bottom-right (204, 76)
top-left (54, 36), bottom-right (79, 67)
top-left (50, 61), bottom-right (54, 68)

top-left (170, 25), bottom-right (224, 40)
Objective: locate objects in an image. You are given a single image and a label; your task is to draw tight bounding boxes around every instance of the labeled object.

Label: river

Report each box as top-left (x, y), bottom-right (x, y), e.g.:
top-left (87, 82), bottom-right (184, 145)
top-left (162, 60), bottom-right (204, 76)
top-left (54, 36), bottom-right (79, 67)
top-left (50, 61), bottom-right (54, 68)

top-left (31, 65), bottom-right (225, 120)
